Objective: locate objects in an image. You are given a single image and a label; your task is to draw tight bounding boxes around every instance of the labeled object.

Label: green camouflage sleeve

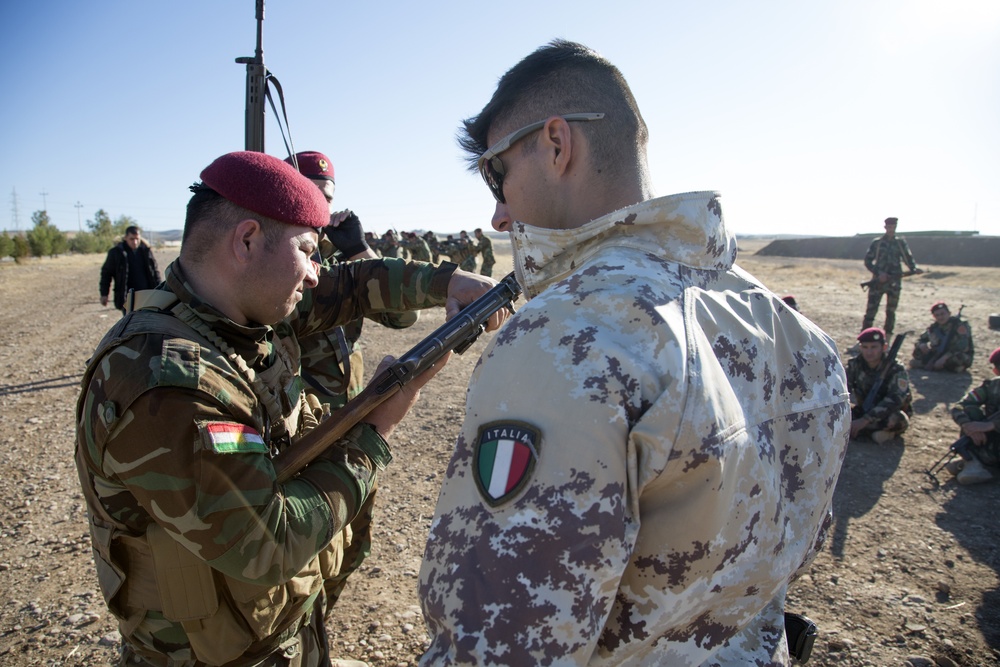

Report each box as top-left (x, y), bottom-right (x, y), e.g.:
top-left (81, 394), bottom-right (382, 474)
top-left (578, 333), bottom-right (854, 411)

top-left (99, 387), bottom-right (384, 586)
top-left (951, 379), bottom-right (1000, 426)
top-left (866, 363), bottom-right (911, 421)
top-left (864, 239), bottom-right (879, 273)
top-left (290, 257), bottom-right (456, 339)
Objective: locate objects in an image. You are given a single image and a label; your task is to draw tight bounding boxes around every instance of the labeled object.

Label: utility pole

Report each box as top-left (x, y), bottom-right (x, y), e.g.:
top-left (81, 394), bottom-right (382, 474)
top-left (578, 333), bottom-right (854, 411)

top-left (39, 190), bottom-right (49, 212)
top-left (10, 187), bottom-right (20, 231)
top-left (75, 201), bottom-right (84, 232)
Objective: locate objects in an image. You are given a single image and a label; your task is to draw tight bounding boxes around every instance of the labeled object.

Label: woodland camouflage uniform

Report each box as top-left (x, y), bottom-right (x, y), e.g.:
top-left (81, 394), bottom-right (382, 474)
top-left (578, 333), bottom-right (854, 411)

top-left (912, 315), bottom-right (975, 372)
top-left (861, 232), bottom-right (918, 337)
top-left (950, 377), bottom-right (1000, 465)
top-left (76, 256), bottom-right (455, 666)
top-left (846, 353), bottom-right (913, 437)
top-left (475, 233), bottom-right (495, 277)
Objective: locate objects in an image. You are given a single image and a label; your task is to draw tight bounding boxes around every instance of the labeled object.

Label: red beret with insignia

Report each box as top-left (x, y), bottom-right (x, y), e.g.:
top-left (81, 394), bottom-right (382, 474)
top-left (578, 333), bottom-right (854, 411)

top-left (990, 347), bottom-right (1000, 367)
top-left (930, 301), bottom-right (949, 314)
top-left (286, 151), bottom-right (335, 183)
top-left (199, 151), bottom-right (328, 229)
top-left (857, 327), bottom-right (885, 343)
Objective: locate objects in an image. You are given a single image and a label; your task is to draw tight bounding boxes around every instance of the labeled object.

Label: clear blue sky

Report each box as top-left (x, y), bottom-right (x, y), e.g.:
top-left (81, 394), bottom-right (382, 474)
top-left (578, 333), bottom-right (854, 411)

top-left (2, 0), bottom-right (998, 238)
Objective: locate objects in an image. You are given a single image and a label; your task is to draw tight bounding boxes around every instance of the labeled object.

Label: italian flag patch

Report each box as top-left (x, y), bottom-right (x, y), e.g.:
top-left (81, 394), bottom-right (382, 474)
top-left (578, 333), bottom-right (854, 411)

top-left (473, 421), bottom-right (541, 506)
top-left (201, 422), bottom-right (268, 454)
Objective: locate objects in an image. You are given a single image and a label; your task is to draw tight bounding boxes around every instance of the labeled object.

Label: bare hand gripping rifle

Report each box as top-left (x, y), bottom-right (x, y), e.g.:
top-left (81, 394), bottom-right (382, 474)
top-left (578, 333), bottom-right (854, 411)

top-left (861, 332), bottom-right (907, 413)
top-left (272, 272), bottom-right (523, 482)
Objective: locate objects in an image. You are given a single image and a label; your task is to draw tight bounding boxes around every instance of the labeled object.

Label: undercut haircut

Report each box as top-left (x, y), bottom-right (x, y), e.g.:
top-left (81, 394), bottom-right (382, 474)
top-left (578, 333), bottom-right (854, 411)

top-left (182, 188), bottom-right (287, 263)
top-left (459, 39), bottom-right (648, 181)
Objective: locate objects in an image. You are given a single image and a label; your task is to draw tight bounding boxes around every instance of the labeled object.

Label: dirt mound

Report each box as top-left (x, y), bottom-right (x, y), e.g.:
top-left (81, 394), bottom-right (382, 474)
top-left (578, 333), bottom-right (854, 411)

top-left (757, 236), bottom-right (1000, 268)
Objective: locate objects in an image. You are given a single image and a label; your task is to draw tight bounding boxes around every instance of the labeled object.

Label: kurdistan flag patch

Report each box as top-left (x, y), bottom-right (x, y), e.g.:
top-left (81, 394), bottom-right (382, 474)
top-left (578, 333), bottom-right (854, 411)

top-left (473, 421), bottom-right (541, 506)
top-left (200, 421), bottom-right (268, 454)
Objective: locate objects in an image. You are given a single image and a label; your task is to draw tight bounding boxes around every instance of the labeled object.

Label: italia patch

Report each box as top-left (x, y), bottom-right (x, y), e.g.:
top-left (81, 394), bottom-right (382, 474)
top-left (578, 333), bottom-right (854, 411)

top-left (473, 421), bottom-right (541, 506)
top-left (200, 421), bottom-right (268, 454)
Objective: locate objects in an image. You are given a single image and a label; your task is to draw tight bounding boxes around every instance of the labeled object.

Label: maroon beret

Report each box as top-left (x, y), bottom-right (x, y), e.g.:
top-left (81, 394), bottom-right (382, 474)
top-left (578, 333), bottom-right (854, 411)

top-left (857, 327), bottom-right (886, 344)
top-left (781, 295), bottom-right (798, 309)
top-left (286, 151), bottom-right (335, 182)
top-left (990, 347), bottom-right (1000, 367)
top-left (930, 301), bottom-right (949, 314)
top-left (884, 217), bottom-right (898, 225)
top-left (199, 151), bottom-right (328, 229)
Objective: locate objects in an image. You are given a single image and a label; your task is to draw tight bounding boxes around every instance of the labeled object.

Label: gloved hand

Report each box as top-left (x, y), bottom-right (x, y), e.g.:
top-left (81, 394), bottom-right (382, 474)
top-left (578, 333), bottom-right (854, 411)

top-left (325, 210), bottom-right (369, 258)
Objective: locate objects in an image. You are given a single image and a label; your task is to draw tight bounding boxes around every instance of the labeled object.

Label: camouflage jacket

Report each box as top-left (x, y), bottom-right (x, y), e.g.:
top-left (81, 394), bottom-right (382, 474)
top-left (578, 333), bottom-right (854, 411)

top-left (863, 234), bottom-right (918, 284)
top-left (76, 256), bottom-right (454, 664)
top-left (418, 192), bottom-right (850, 666)
top-left (403, 237), bottom-right (432, 262)
top-left (846, 354), bottom-right (913, 421)
top-left (950, 376), bottom-right (1000, 427)
top-left (915, 316), bottom-right (974, 361)
top-left (476, 234), bottom-right (495, 267)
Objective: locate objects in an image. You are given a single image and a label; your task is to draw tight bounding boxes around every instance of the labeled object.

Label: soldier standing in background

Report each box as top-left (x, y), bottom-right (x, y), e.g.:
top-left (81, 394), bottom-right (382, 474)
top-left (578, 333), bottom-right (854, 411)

top-left (288, 151), bottom-right (419, 416)
top-left (861, 216), bottom-right (921, 339)
top-left (847, 327), bottom-right (912, 443)
top-left (946, 347), bottom-right (1000, 485)
top-left (419, 40), bottom-right (849, 666)
top-left (403, 231), bottom-right (432, 262)
top-left (474, 227), bottom-right (495, 277)
top-left (75, 151), bottom-right (497, 667)
top-left (99, 225), bottom-right (161, 314)
top-left (911, 301), bottom-right (974, 372)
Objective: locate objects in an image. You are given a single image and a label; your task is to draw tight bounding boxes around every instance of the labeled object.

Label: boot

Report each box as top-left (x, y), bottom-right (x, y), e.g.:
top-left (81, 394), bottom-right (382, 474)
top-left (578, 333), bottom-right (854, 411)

top-left (957, 458), bottom-right (993, 485)
top-left (944, 459), bottom-right (964, 476)
top-left (871, 430), bottom-right (895, 444)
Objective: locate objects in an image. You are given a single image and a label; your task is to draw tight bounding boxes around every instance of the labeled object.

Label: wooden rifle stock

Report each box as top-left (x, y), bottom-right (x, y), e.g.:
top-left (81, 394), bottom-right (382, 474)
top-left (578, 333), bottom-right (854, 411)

top-left (272, 272), bottom-right (523, 482)
top-left (859, 269), bottom-right (919, 291)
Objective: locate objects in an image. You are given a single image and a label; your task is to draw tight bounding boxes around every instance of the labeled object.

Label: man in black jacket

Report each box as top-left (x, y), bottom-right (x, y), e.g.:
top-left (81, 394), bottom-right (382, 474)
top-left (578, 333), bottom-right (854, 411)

top-left (99, 225), bottom-right (161, 313)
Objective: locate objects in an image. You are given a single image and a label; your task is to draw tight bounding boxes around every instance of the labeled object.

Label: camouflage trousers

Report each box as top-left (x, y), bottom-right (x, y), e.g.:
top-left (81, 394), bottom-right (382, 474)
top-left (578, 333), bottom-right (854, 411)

top-left (852, 406), bottom-right (909, 435)
top-left (969, 433), bottom-right (1000, 466)
top-left (459, 256), bottom-right (477, 273)
top-left (479, 260), bottom-right (495, 278)
top-left (911, 349), bottom-right (973, 373)
top-left (862, 284), bottom-right (901, 336)
top-left (119, 602), bottom-right (330, 667)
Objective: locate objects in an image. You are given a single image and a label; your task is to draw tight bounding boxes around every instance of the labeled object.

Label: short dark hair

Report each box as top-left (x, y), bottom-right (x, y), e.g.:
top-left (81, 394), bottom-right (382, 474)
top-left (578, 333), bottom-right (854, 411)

top-left (182, 188), bottom-right (286, 263)
top-left (459, 40), bottom-right (648, 181)
top-left (125, 225), bottom-right (141, 236)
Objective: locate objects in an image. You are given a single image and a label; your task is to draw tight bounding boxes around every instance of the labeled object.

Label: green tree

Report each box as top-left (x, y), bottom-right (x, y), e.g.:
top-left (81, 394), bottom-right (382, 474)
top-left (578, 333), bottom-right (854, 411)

top-left (114, 214), bottom-right (138, 237)
top-left (88, 209), bottom-right (117, 250)
top-left (11, 234), bottom-right (29, 263)
top-left (69, 231), bottom-right (100, 254)
top-left (0, 231), bottom-right (12, 259)
top-left (27, 210), bottom-right (68, 258)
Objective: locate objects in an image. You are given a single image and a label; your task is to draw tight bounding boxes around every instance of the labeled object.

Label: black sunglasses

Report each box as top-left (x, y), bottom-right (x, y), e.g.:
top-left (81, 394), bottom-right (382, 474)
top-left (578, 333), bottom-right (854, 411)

top-left (476, 113), bottom-right (605, 204)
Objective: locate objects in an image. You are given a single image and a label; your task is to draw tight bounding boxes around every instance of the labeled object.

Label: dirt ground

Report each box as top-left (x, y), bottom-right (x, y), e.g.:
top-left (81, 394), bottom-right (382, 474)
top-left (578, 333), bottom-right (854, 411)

top-left (1, 239), bottom-right (999, 667)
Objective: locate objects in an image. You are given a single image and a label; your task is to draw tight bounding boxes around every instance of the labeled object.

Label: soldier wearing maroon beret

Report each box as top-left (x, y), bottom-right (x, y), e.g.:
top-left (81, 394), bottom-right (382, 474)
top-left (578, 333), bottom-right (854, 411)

top-left (846, 327), bottom-right (913, 443)
top-left (911, 301), bottom-right (974, 372)
top-left (75, 151), bottom-right (503, 667)
top-left (946, 347), bottom-right (1000, 484)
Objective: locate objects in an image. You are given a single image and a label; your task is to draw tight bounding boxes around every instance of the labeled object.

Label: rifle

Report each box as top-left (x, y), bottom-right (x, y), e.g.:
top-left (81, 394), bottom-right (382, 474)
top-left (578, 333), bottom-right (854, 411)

top-left (235, 0), bottom-right (297, 159)
top-left (859, 269), bottom-right (920, 291)
top-left (861, 332), bottom-right (907, 413)
top-left (272, 272), bottom-right (523, 482)
top-left (926, 304), bottom-right (965, 368)
top-left (925, 435), bottom-right (973, 486)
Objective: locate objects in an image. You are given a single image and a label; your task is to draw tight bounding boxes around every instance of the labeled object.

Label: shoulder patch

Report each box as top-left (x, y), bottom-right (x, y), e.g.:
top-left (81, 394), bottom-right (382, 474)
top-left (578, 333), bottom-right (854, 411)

top-left (159, 338), bottom-right (201, 389)
top-left (473, 421), bottom-right (541, 507)
top-left (199, 421), bottom-right (267, 454)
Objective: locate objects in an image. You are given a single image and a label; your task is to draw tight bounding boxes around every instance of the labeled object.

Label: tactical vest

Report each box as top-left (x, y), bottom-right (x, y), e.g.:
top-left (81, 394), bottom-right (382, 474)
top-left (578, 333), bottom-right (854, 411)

top-left (75, 290), bottom-right (348, 665)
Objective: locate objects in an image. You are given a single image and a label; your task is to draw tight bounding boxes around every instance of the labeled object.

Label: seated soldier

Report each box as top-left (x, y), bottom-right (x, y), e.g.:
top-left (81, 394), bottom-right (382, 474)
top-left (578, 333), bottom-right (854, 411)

top-left (945, 347), bottom-right (1000, 485)
top-left (911, 301), bottom-right (974, 372)
top-left (848, 327), bottom-right (912, 443)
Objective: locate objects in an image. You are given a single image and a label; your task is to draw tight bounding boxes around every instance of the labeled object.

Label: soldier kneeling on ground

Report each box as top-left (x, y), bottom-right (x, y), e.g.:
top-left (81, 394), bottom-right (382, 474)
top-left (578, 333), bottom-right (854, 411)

top-left (848, 327), bottom-right (912, 443)
top-left (911, 301), bottom-right (974, 372)
top-left (945, 347), bottom-right (1000, 485)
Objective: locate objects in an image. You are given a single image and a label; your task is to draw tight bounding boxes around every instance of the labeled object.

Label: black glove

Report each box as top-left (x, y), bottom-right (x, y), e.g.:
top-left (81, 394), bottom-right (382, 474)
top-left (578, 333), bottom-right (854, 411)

top-left (324, 212), bottom-right (369, 258)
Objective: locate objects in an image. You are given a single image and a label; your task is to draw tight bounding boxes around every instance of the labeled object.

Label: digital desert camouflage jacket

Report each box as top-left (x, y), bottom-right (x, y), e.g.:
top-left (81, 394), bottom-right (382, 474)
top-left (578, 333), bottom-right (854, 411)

top-left (419, 192), bottom-right (851, 666)
top-left (846, 354), bottom-right (913, 421)
top-left (950, 376), bottom-right (1000, 426)
top-left (863, 234), bottom-right (918, 287)
top-left (76, 256), bottom-right (454, 663)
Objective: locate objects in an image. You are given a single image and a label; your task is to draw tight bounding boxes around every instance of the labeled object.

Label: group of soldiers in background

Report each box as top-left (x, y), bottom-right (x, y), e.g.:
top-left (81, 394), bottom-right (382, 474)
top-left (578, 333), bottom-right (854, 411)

top-left (365, 227), bottom-right (496, 276)
top-left (843, 216), bottom-right (997, 486)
